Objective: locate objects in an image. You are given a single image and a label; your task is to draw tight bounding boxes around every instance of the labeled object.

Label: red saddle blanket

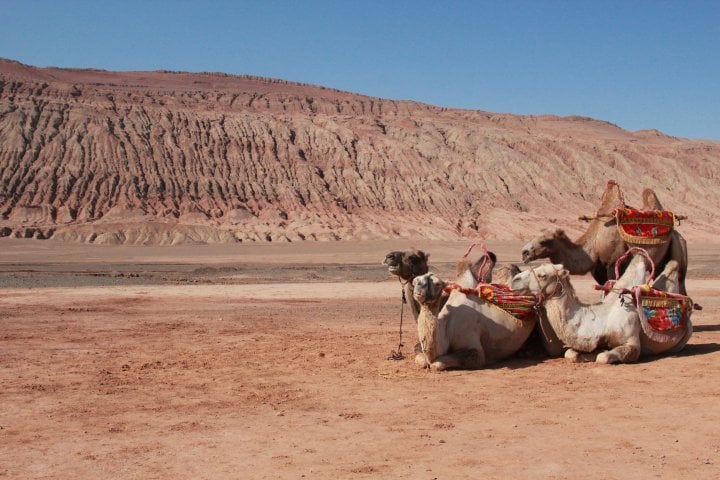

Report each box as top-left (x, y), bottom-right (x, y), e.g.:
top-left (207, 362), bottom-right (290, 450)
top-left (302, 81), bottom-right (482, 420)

top-left (634, 286), bottom-right (693, 332)
top-left (615, 208), bottom-right (675, 245)
top-left (476, 283), bottom-right (538, 322)
top-left (444, 283), bottom-right (538, 322)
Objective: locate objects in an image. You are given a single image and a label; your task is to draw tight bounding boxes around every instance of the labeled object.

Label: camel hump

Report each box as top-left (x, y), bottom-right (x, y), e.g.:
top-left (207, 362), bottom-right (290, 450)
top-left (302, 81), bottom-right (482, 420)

top-left (641, 188), bottom-right (664, 210)
top-left (596, 179), bottom-right (626, 215)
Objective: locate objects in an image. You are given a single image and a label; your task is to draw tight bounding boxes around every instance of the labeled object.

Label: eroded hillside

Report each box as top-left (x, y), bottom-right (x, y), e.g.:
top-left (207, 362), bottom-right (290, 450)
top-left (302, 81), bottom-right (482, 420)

top-left (1, 58), bottom-right (719, 244)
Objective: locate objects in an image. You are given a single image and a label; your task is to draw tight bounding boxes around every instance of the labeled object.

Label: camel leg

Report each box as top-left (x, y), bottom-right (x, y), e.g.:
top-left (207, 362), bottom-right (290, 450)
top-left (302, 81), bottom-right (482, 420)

top-left (415, 353), bottom-right (429, 368)
top-left (564, 349), bottom-right (599, 363)
top-left (596, 343), bottom-right (641, 364)
top-left (431, 347), bottom-right (486, 371)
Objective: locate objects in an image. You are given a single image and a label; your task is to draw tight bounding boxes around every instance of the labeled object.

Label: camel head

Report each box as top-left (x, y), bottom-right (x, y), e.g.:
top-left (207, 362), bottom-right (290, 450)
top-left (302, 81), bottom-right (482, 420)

top-left (383, 249), bottom-right (429, 281)
top-left (510, 263), bottom-right (568, 295)
top-left (412, 273), bottom-right (447, 305)
top-left (521, 228), bottom-right (568, 264)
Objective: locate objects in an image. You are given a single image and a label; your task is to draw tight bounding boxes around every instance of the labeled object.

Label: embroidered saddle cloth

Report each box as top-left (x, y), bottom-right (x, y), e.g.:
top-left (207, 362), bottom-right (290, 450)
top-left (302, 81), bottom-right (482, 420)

top-left (615, 208), bottom-right (675, 245)
top-left (443, 283), bottom-right (538, 322)
top-left (632, 285), bottom-right (693, 343)
top-left (476, 283), bottom-right (539, 322)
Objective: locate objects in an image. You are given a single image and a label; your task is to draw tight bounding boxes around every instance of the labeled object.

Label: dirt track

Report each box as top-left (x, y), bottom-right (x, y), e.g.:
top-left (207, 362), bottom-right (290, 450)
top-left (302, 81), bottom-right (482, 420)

top-left (1, 240), bottom-right (719, 479)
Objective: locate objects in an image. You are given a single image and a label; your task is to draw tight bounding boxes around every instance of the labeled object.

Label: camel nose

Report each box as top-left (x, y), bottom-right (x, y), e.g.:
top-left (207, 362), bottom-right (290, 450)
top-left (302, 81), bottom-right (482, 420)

top-left (521, 249), bottom-right (531, 263)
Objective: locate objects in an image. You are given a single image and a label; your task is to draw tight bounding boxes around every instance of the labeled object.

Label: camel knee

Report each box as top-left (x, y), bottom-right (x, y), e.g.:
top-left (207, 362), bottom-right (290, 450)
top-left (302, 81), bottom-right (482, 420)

top-left (430, 349), bottom-right (485, 371)
top-left (596, 344), bottom-right (640, 364)
top-left (564, 349), bottom-right (598, 363)
top-left (564, 349), bottom-right (581, 362)
top-left (415, 353), bottom-right (430, 369)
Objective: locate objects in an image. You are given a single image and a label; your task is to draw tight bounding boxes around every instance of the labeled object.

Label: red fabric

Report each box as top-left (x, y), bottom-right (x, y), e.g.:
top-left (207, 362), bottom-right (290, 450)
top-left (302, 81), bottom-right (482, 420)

top-left (615, 208), bottom-right (674, 240)
top-left (443, 283), bottom-right (538, 322)
top-left (635, 286), bottom-right (692, 332)
top-left (477, 284), bottom-right (538, 322)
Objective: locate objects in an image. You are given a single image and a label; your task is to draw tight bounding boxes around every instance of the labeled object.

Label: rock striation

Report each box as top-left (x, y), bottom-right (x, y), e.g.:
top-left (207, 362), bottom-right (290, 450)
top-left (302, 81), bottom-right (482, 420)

top-left (1, 57), bottom-right (719, 244)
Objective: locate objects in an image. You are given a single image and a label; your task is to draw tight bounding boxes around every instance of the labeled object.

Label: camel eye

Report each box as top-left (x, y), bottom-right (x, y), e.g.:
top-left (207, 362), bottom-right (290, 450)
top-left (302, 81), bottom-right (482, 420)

top-left (539, 239), bottom-right (552, 247)
top-left (537, 272), bottom-right (547, 279)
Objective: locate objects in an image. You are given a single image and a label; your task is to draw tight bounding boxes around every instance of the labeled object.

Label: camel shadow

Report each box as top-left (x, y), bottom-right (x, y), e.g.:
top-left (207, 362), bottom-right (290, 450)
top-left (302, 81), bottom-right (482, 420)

top-left (487, 356), bottom-right (548, 370)
top-left (670, 342), bottom-right (720, 357)
top-left (692, 324), bottom-right (720, 332)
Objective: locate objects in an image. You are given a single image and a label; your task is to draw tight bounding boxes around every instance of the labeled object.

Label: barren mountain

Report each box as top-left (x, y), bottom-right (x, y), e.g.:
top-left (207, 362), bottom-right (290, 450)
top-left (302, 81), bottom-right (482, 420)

top-left (1, 57), bottom-right (719, 244)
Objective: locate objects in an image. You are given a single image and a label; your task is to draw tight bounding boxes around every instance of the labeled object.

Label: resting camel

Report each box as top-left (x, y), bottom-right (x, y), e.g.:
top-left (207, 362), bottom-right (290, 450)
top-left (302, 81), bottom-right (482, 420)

top-left (411, 269), bottom-right (537, 370)
top-left (520, 182), bottom-right (688, 294)
top-left (510, 255), bottom-right (693, 364)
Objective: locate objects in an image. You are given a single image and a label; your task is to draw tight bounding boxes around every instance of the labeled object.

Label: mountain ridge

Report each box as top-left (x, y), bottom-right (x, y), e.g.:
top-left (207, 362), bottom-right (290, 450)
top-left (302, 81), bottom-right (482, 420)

top-left (1, 58), bottom-right (718, 244)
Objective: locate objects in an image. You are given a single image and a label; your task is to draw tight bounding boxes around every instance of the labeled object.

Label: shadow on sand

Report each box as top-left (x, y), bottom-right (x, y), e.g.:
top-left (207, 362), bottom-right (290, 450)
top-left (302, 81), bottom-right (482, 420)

top-left (692, 324), bottom-right (720, 333)
top-left (672, 342), bottom-right (720, 357)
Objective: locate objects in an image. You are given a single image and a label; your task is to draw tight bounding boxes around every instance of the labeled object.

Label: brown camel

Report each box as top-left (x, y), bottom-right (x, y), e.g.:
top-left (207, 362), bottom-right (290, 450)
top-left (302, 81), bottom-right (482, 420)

top-left (520, 181), bottom-right (688, 294)
top-left (383, 248), bottom-right (431, 322)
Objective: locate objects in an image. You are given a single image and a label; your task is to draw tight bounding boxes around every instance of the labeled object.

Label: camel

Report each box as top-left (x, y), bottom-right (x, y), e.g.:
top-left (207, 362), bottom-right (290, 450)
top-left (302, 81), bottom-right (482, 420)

top-left (520, 181), bottom-right (688, 294)
top-left (383, 248), bottom-right (431, 322)
top-left (411, 269), bottom-right (537, 371)
top-left (383, 248), bottom-right (499, 321)
top-left (510, 254), bottom-right (693, 363)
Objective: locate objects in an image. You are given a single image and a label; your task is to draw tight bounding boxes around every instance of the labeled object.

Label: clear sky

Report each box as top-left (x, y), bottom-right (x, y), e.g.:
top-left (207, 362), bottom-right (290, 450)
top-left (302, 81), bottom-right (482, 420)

top-left (1, 0), bottom-right (718, 140)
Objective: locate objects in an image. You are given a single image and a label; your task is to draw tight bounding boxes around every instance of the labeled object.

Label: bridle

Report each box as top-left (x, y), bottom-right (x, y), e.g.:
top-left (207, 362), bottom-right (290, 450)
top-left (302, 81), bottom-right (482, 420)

top-left (529, 265), bottom-right (566, 306)
top-left (528, 265), bottom-right (567, 349)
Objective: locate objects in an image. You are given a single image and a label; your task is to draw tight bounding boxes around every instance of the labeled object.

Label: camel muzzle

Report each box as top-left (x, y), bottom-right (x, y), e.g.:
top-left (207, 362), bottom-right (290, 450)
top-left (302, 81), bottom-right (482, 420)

top-left (521, 250), bottom-right (532, 264)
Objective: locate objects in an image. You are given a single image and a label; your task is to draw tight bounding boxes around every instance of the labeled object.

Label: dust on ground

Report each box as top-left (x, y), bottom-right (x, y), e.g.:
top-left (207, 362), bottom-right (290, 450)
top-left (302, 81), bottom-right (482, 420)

top-left (1, 239), bottom-right (719, 479)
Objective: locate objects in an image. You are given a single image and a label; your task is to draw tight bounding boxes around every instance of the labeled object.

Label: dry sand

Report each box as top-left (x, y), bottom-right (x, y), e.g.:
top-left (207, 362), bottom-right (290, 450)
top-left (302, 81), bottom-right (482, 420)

top-left (1, 239), bottom-right (719, 479)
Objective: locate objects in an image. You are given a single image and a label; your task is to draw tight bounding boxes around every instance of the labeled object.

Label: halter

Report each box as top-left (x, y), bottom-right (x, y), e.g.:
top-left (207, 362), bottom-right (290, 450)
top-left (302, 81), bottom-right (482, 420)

top-left (529, 265), bottom-right (566, 305)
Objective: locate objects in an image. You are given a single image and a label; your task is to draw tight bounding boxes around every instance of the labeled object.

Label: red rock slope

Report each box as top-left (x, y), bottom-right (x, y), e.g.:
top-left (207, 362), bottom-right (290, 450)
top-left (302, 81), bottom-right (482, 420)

top-left (1, 58), bottom-right (719, 244)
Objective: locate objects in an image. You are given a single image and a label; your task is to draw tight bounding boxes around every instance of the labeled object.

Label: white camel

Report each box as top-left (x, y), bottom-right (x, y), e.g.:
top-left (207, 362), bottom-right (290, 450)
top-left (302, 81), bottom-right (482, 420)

top-left (510, 254), bottom-right (693, 364)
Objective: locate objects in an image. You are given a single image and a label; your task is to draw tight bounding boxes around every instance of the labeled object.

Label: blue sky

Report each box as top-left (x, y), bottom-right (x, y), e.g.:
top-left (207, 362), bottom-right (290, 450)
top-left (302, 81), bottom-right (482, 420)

top-left (1, 1), bottom-right (718, 140)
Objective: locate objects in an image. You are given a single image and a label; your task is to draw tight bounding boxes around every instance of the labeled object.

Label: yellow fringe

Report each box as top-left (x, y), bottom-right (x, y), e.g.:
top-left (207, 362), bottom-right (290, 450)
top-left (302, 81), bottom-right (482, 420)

top-left (618, 229), bottom-right (672, 245)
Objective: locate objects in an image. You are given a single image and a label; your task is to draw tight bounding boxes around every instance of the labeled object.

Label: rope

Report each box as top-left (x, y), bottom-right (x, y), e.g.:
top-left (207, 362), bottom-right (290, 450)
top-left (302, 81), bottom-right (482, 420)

top-left (388, 279), bottom-right (408, 360)
top-left (462, 242), bottom-right (492, 282)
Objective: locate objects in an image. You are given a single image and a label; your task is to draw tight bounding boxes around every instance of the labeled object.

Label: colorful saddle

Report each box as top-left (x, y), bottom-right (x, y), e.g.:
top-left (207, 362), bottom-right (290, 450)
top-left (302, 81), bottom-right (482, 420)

top-left (614, 208), bottom-right (675, 245)
top-left (445, 282), bottom-right (539, 323)
top-left (633, 285), bottom-right (693, 333)
top-left (595, 247), bottom-right (695, 342)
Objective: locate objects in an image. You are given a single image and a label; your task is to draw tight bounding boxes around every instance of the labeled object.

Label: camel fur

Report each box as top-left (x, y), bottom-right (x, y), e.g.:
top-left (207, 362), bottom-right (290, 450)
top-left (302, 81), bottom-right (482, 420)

top-left (520, 182), bottom-right (688, 294)
top-left (412, 268), bottom-right (537, 371)
top-left (510, 255), bottom-right (692, 364)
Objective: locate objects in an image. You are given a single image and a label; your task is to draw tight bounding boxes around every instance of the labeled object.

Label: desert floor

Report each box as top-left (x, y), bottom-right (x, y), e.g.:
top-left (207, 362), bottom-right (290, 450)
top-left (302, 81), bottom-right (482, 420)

top-left (1, 239), bottom-right (719, 480)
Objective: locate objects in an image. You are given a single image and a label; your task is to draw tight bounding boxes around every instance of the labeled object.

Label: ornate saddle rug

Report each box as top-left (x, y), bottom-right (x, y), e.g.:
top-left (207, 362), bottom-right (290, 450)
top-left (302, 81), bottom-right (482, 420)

top-left (614, 208), bottom-right (675, 245)
top-left (634, 285), bottom-right (693, 330)
top-left (445, 283), bottom-right (538, 322)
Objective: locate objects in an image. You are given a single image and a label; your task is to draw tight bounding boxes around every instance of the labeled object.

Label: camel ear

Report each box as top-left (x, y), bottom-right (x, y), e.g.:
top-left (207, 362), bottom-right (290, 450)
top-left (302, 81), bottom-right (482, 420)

top-left (553, 264), bottom-right (569, 278)
top-left (420, 251), bottom-right (429, 261)
top-left (553, 228), bottom-right (564, 237)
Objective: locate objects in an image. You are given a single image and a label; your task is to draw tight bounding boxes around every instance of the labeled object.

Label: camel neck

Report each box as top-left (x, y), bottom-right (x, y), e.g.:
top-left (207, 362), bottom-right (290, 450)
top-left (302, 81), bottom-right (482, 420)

top-left (550, 237), bottom-right (596, 274)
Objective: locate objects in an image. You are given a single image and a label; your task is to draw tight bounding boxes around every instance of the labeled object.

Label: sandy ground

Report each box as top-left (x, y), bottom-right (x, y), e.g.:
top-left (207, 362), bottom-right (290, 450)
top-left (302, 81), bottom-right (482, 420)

top-left (1, 239), bottom-right (719, 479)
